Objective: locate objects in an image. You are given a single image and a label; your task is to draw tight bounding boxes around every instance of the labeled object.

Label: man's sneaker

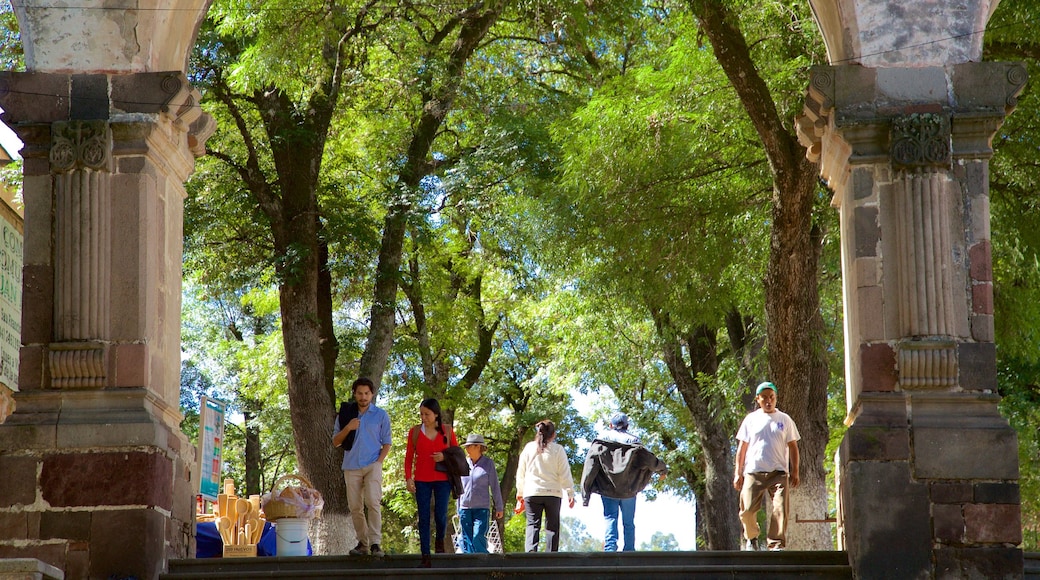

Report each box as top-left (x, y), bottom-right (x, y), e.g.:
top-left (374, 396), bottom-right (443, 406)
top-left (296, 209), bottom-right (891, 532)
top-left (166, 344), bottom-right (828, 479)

top-left (745, 538), bottom-right (759, 551)
top-left (769, 545), bottom-right (784, 551)
top-left (370, 544), bottom-right (384, 556)
top-left (349, 543), bottom-right (368, 555)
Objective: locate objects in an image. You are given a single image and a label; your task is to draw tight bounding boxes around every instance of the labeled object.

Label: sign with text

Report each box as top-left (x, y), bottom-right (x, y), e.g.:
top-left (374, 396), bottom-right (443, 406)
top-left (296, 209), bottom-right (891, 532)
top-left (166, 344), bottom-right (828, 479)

top-left (197, 396), bottom-right (227, 501)
top-left (0, 218), bottom-right (21, 392)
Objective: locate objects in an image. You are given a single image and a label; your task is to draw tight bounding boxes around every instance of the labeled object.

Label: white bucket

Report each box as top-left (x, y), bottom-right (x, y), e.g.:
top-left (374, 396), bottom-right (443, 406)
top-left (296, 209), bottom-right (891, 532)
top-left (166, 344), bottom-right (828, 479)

top-left (275, 517), bottom-right (309, 557)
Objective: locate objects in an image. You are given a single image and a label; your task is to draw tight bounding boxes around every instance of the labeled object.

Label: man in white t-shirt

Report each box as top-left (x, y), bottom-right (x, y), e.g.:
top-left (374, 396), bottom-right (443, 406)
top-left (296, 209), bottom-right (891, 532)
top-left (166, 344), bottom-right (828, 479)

top-left (733, 381), bottom-right (800, 551)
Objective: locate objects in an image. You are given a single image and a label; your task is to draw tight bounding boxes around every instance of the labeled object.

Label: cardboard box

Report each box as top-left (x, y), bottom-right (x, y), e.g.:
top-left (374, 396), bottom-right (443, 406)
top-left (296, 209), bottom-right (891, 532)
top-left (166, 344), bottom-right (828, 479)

top-left (223, 544), bottom-right (257, 558)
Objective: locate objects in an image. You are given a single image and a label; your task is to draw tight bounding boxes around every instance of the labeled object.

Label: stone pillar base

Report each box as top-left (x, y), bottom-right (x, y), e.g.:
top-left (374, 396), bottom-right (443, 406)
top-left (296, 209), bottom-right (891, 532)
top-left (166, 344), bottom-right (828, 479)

top-left (0, 390), bottom-right (194, 579)
top-left (838, 392), bottom-right (1023, 579)
top-left (0, 559), bottom-right (63, 580)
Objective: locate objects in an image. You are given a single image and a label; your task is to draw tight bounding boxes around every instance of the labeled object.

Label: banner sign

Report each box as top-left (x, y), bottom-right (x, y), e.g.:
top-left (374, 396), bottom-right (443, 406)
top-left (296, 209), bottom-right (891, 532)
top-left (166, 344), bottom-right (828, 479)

top-left (197, 396), bottom-right (227, 501)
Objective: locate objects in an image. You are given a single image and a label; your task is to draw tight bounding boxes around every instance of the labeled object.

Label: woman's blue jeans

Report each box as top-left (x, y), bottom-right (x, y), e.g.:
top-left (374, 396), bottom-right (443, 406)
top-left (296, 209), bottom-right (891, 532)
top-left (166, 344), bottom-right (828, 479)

top-left (415, 480), bottom-right (452, 555)
top-left (459, 508), bottom-right (490, 553)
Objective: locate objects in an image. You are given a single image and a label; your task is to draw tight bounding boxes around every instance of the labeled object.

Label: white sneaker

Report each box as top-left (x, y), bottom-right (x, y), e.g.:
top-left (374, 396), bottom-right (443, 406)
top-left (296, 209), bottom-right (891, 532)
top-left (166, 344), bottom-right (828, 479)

top-left (745, 538), bottom-right (759, 551)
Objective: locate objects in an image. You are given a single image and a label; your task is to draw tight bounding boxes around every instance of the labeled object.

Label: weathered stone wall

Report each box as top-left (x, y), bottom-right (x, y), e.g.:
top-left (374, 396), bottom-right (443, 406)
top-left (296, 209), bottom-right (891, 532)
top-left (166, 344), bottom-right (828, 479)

top-left (798, 55), bottom-right (1026, 580)
top-left (0, 71), bottom-right (213, 579)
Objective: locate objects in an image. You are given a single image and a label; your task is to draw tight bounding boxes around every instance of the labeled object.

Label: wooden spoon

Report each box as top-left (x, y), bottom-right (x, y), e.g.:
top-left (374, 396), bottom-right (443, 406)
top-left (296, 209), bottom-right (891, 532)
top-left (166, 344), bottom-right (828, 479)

top-left (217, 517), bottom-right (232, 545)
top-left (236, 498), bottom-right (251, 536)
top-left (249, 517), bottom-right (263, 543)
top-left (226, 497), bottom-right (238, 533)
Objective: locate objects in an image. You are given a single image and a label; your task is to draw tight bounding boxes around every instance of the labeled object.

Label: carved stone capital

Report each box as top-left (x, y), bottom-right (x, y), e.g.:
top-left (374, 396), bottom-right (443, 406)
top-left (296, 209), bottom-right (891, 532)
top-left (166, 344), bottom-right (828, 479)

top-left (50, 120), bottom-right (113, 173)
top-left (890, 114), bottom-right (951, 169)
top-left (0, 71), bottom-right (214, 162)
top-left (798, 63), bottom-right (1028, 188)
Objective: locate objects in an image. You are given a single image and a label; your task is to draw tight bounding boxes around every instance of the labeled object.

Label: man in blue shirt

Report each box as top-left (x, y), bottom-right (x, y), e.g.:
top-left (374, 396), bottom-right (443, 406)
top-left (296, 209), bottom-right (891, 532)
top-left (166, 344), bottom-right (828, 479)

top-left (333, 377), bottom-right (392, 556)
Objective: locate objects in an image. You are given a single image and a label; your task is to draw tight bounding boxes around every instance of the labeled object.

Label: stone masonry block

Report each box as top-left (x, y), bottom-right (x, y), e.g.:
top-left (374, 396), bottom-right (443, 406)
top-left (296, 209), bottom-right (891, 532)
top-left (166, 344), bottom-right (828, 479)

top-left (17, 344), bottom-right (44, 391)
top-left (974, 482), bottom-right (1020, 505)
top-left (913, 426), bottom-right (1018, 480)
top-left (877, 67), bottom-right (947, 103)
top-left (20, 264), bottom-right (53, 345)
top-left (855, 206), bottom-right (879, 257)
top-left (41, 451), bottom-right (172, 509)
top-left (972, 283), bottom-right (993, 315)
top-left (931, 482), bottom-right (973, 504)
top-left (113, 343), bottom-right (147, 387)
top-left (860, 343), bottom-right (897, 392)
top-left (111, 72), bottom-right (185, 115)
top-left (21, 178), bottom-right (53, 263)
top-left (843, 461), bottom-right (932, 580)
top-left (970, 187), bottom-right (991, 241)
top-left (856, 257), bottom-right (879, 287)
top-left (933, 503), bottom-right (964, 542)
top-left (969, 241), bottom-right (992, 281)
top-left (90, 509), bottom-right (167, 580)
top-left (65, 547), bottom-right (89, 580)
top-left (0, 72), bottom-right (72, 124)
top-left (0, 455), bottom-right (38, 507)
top-left (964, 504), bottom-right (1021, 544)
top-left (935, 546), bottom-right (1024, 580)
top-left (41, 510), bottom-right (90, 541)
top-left (959, 342), bottom-right (997, 391)
top-left (70, 74), bottom-right (109, 120)
top-left (971, 314), bottom-right (994, 343)
top-left (857, 286), bottom-right (885, 340)
top-left (963, 159), bottom-right (989, 198)
top-left (844, 425), bottom-right (910, 461)
top-left (0, 511), bottom-right (28, 540)
top-left (853, 167), bottom-right (874, 200)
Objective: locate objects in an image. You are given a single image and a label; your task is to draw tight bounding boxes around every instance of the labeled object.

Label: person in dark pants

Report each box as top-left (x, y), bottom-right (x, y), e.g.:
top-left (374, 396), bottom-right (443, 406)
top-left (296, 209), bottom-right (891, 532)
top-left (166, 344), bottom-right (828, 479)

top-left (405, 398), bottom-right (458, 567)
top-left (515, 420), bottom-right (575, 552)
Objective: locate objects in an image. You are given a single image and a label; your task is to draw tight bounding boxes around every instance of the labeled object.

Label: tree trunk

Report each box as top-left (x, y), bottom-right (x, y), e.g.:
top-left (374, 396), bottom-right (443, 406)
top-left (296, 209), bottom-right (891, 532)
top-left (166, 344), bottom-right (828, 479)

top-left (655, 317), bottom-right (741, 550)
top-left (258, 85), bottom-right (350, 555)
top-left (243, 408), bottom-right (261, 496)
top-left (689, 0), bottom-right (831, 549)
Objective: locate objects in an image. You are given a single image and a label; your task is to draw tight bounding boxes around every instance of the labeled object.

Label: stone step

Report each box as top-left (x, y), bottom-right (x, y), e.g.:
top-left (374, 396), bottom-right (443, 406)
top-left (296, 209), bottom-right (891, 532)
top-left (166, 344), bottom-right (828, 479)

top-left (1025, 552), bottom-right (1040, 579)
top-left (164, 551), bottom-right (853, 580)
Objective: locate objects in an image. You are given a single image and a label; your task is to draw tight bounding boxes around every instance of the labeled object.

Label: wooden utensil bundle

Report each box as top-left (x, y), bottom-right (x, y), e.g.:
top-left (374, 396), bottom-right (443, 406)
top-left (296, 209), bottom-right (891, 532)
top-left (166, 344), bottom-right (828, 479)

top-left (215, 491), bottom-right (264, 546)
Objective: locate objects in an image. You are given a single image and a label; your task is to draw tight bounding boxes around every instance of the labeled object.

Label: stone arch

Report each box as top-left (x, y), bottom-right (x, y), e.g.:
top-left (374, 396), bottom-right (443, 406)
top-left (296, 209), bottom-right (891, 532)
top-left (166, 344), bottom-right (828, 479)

top-left (0, 1), bottom-right (1025, 578)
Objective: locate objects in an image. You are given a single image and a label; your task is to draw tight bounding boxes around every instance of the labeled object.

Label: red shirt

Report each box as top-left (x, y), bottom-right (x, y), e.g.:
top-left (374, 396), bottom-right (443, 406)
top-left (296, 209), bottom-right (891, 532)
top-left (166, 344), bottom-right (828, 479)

top-left (405, 424), bottom-right (458, 482)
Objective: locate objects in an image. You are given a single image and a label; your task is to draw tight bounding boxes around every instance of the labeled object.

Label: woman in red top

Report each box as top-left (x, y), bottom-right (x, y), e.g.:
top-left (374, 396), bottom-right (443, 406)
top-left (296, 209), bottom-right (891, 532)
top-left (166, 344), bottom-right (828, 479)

top-left (405, 398), bottom-right (457, 566)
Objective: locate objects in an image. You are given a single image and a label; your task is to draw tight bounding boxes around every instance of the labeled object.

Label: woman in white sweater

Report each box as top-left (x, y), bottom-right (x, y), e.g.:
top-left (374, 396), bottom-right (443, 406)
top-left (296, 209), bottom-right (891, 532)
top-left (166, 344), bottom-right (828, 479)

top-left (515, 419), bottom-right (575, 552)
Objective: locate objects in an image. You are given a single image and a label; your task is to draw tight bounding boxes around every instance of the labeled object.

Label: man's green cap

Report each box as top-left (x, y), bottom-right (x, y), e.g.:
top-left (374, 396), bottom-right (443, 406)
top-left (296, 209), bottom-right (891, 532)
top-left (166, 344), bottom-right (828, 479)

top-left (756, 381), bottom-right (777, 395)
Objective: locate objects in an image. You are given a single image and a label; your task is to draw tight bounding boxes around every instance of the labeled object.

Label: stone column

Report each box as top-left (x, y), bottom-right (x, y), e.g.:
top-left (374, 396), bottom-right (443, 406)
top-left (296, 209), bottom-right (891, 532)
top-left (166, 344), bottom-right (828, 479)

top-left (798, 63), bottom-right (1026, 578)
top-left (0, 71), bottom-right (213, 578)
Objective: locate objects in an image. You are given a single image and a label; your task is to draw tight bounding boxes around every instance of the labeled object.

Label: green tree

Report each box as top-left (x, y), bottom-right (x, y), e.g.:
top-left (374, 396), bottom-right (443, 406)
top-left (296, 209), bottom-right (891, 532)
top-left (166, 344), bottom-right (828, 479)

top-left (559, 516), bottom-right (603, 552)
top-left (642, 531), bottom-right (680, 552)
top-left (187, 0), bottom-right (396, 552)
top-left (683, 0), bottom-right (832, 549)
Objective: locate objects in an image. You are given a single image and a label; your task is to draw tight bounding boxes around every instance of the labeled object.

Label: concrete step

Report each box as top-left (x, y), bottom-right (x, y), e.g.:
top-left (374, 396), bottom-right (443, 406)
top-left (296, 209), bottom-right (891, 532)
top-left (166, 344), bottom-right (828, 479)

top-left (163, 551), bottom-right (853, 580)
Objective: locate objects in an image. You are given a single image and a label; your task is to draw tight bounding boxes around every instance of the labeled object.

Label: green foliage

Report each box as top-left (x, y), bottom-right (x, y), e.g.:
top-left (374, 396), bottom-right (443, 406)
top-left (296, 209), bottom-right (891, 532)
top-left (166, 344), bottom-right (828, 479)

top-left (181, 277), bottom-right (297, 492)
top-left (641, 530), bottom-right (680, 551)
top-left (0, 1), bottom-right (23, 71)
top-left (177, 0), bottom-right (1040, 552)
